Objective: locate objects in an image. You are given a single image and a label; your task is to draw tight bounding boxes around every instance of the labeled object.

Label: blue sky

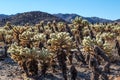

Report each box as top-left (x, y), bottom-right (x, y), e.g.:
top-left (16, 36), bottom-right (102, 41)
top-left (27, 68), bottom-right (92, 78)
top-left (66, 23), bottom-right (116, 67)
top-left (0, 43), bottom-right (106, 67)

top-left (0, 0), bottom-right (119, 20)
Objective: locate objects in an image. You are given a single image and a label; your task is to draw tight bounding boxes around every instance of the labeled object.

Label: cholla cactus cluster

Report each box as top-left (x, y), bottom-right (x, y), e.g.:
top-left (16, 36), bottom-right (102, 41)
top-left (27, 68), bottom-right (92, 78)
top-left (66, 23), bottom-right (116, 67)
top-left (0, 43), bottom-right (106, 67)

top-left (82, 36), bottom-right (113, 57)
top-left (102, 42), bottom-right (113, 57)
top-left (82, 36), bottom-right (96, 54)
top-left (101, 32), bottom-right (116, 40)
top-left (8, 43), bottom-right (31, 61)
top-left (47, 32), bottom-right (74, 52)
top-left (0, 27), bottom-right (14, 43)
top-left (36, 48), bottom-right (53, 61)
top-left (8, 43), bottom-right (53, 61)
top-left (0, 17), bottom-right (120, 79)
top-left (33, 33), bottom-right (46, 42)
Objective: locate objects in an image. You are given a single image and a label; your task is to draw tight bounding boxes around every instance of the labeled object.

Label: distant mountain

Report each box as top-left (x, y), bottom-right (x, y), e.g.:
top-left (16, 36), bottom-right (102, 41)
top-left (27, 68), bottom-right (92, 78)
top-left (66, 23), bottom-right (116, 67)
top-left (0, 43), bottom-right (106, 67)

top-left (53, 13), bottom-right (113, 23)
top-left (53, 14), bottom-right (81, 22)
top-left (0, 14), bottom-right (9, 20)
top-left (114, 19), bottom-right (120, 22)
top-left (0, 11), bottom-right (65, 26)
top-left (0, 11), bottom-right (120, 26)
top-left (84, 17), bottom-right (113, 23)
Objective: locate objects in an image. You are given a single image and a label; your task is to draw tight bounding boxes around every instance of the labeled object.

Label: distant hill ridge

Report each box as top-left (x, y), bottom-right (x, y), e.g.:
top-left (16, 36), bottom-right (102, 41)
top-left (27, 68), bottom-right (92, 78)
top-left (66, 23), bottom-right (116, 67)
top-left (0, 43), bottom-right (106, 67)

top-left (0, 11), bottom-right (120, 26)
top-left (0, 14), bottom-right (9, 20)
top-left (0, 11), bottom-right (65, 26)
top-left (53, 13), bottom-right (113, 23)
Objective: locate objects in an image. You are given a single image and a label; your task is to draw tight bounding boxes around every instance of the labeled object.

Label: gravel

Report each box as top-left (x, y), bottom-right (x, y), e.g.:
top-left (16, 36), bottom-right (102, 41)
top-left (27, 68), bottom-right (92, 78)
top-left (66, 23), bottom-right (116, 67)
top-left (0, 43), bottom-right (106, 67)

top-left (0, 57), bottom-right (120, 80)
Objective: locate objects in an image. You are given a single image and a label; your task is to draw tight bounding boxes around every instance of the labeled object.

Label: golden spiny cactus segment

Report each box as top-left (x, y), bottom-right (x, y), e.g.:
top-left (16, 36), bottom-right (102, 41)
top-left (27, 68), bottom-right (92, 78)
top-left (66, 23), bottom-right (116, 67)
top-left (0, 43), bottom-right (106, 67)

top-left (33, 33), bottom-right (46, 42)
top-left (103, 42), bottom-right (113, 57)
top-left (82, 36), bottom-right (113, 57)
top-left (8, 43), bottom-right (53, 60)
top-left (47, 32), bottom-right (74, 52)
top-left (82, 36), bottom-right (96, 54)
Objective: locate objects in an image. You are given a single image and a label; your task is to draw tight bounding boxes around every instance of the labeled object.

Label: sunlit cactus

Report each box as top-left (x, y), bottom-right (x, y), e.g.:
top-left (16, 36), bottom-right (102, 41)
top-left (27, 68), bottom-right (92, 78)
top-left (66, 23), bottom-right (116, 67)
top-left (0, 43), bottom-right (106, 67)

top-left (72, 16), bottom-right (82, 26)
top-left (101, 32), bottom-right (116, 41)
top-left (96, 38), bottom-right (104, 47)
top-left (71, 29), bottom-right (82, 44)
top-left (3, 21), bottom-right (13, 30)
top-left (47, 32), bottom-right (74, 52)
top-left (57, 22), bottom-right (66, 32)
top-left (92, 24), bottom-right (104, 33)
top-left (47, 21), bottom-right (51, 27)
top-left (36, 48), bottom-right (54, 76)
top-left (33, 33), bottom-right (46, 48)
top-left (39, 20), bottom-right (45, 31)
top-left (104, 25), bottom-right (112, 32)
top-left (8, 43), bottom-right (38, 76)
top-left (1, 18), bottom-right (120, 80)
top-left (19, 30), bottom-right (35, 47)
top-left (82, 36), bottom-right (96, 55)
top-left (0, 28), bottom-right (5, 41)
top-left (82, 28), bottom-right (90, 36)
top-left (82, 19), bottom-right (89, 27)
top-left (5, 35), bottom-right (13, 44)
top-left (102, 42), bottom-right (113, 58)
top-left (47, 32), bottom-right (74, 80)
top-left (33, 33), bottom-right (46, 42)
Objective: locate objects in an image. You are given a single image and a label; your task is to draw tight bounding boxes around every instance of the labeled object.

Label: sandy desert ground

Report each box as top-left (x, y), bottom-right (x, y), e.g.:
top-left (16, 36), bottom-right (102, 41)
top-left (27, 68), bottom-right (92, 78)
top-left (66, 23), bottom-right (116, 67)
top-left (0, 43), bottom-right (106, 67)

top-left (0, 57), bottom-right (120, 80)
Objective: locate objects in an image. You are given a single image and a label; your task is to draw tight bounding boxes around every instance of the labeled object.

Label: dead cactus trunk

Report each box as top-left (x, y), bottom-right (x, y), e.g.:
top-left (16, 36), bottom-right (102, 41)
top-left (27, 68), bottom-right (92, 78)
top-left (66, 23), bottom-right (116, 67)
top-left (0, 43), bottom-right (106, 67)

top-left (70, 65), bottom-right (77, 80)
top-left (41, 62), bottom-right (49, 76)
top-left (57, 50), bottom-right (67, 80)
top-left (26, 58), bottom-right (38, 76)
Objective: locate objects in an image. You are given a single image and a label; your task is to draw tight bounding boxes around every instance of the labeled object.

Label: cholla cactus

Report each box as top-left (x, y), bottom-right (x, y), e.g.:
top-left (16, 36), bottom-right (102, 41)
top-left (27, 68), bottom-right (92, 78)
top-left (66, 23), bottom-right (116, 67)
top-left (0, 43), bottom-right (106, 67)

top-left (33, 33), bottom-right (46, 42)
top-left (19, 31), bottom-right (36, 47)
top-left (39, 20), bottom-right (45, 30)
top-left (82, 19), bottom-right (89, 27)
top-left (113, 26), bottom-right (120, 35)
top-left (82, 36), bottom-right (96, 54)
top-left (71, 29), bottom-right (79, 35)
top-left (5, 30), bottom-right (13, 35)
top-left (0, 28), bottom-right (5, 41)
top-left (103, 42), bottom-right (113, 57)
top-left (82, 36), bottom-right (113, 56)
top-left (104, 25), bottom-right (112, 32)
top-left (33, 33), bottom-right (46, 48)
top-left (8, 43), bottom-right (39, 76)
top-left (96, 38), bottom-right (104, 47)
top-left (82, 36), bottom-right (96, 47)
top-left (12, 26), bottom-right (29, 44)
top-left (13, 26), bottom-right (27, 34)
top-left (83, 28), bottom-right (90, 36)
top-left (8, 43), bottom-right (24, 62)
top-left (8, 43), bottom-right (31, 57)
top-left (92, 24), bottom-right (104, 33)
top-left (36, 48), bottom-right (53, 60)
top-left (47, 32), bottom-right (73, 52)
top-left (101, 32), bottom-right (116, 41)
top-left (72, 17), bottom-right (82, 26)
top-left (35, 24), bottom-right (44, 33)
top-left (0, 28), bottom-right (14, 43)
top-left (57, 22), bottom-right (66, 32)
top-left (3, 21), bottom-right (13, 30)
top-left (47, 32), bottom-right (74, 80)
top-left (2, 19), bottom-right (120, 79)
top-left (21, 31), bottom-right (35, 38)
top-left (8, 42), bottom-right (54, 76)
top-left (117, 36), bottom-right (120, 42)
top-left (5, 35), bottom-right (13, 44)
top-left (36, 48), bottom-right (54, 76)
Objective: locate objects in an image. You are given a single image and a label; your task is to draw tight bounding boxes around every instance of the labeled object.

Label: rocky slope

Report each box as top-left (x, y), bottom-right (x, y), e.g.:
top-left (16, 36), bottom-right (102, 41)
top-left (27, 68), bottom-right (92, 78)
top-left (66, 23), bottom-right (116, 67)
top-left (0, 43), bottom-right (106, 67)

top-left (0, 11), bottom-right (65, 26)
